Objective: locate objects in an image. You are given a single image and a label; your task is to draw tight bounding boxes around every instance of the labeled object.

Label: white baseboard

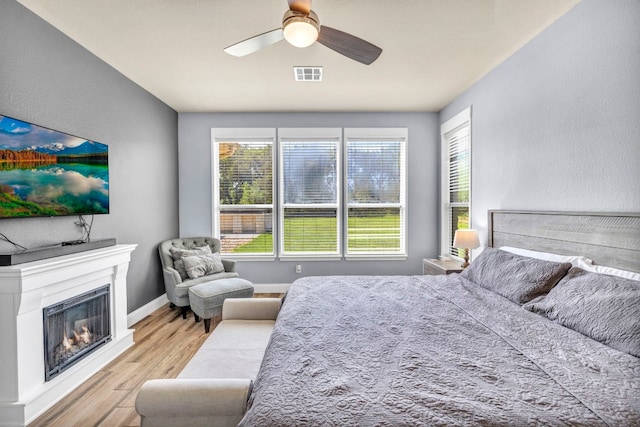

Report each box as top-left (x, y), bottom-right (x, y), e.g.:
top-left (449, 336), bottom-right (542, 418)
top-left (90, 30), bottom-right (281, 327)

top-left (127, 293), bottom-right (169, 327)
top-left (253, 283), bottom-right (290, 294)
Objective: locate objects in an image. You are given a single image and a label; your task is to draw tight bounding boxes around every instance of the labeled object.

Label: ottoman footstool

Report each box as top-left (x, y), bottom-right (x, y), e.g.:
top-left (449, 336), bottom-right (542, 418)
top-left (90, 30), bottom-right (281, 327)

top-left (188, 278), bottom-right (254, 332)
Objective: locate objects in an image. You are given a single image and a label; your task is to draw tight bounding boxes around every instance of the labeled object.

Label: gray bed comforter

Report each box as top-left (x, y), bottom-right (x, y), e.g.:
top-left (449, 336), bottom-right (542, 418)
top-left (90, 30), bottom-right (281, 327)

top-left (240, 275), bottom-right (640, 426)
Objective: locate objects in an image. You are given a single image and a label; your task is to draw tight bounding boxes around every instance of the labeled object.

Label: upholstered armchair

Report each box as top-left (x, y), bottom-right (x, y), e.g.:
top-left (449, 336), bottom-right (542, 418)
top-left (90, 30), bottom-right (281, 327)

top-left (158, 237), bottom-right (239, 318)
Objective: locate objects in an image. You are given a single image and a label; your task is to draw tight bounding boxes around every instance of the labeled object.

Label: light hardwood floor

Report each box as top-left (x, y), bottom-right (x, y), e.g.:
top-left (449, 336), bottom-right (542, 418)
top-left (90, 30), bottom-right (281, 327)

top-left (30, 294), bottom-right (282, 427)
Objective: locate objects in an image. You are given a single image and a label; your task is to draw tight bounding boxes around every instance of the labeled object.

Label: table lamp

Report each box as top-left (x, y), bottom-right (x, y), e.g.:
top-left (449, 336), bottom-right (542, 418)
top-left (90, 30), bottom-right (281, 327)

top-left (453, 229), bottom-right (480, 268)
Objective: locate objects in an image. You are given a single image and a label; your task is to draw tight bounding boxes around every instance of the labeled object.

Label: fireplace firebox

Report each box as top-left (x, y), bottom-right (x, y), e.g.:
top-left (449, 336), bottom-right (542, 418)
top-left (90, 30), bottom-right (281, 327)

top-left (43, 285), bottom-right (112, 381)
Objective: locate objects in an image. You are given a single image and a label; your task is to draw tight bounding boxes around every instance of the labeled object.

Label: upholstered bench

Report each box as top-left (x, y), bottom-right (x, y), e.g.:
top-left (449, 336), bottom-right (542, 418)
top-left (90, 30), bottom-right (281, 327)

top-left (136, 298), bottom-right (282, 427)
top-left (188, 278), bottom-right (254, 332)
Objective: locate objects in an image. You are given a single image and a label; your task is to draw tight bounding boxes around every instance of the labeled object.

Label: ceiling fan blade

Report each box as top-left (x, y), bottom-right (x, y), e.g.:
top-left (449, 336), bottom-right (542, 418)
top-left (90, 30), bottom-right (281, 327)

top-left (288, 0), bottom-right (312, 14)
top-left (317, 26), bottom-right (382, 65)
top-left (224, 28), bottom-right (284, 57)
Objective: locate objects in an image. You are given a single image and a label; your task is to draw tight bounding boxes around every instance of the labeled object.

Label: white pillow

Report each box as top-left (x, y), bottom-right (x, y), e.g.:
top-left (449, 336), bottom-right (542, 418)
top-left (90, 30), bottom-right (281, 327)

top-left (183, 252), bottom-right (225, 279)
top-left (576, 258), bottom-right (640, 281)
top-left (499, 246), bottom-right (593, 267)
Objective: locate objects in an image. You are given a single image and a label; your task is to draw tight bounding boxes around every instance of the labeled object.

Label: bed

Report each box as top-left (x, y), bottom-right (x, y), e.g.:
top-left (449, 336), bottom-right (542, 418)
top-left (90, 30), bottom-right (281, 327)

top-left (239, 211), bottom-right (640, 426)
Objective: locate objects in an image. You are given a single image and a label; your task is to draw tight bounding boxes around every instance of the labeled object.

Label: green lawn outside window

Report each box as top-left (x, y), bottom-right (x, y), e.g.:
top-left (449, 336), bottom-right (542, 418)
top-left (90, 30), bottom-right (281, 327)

top-left (228, 214), bottom-right (401, 253)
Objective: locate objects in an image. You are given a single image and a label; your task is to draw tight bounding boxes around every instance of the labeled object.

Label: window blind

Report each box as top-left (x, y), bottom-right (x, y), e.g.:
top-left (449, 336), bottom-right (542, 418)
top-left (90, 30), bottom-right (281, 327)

top-left (448, 125), bottom-right (470, 204)
top-left (280, 138), bottom-right (339, 255)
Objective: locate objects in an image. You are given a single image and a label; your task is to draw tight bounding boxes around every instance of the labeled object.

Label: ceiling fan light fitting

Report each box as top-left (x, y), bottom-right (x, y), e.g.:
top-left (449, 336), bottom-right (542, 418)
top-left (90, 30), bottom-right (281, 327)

top-left (283, 10), bottom-right (319, 48)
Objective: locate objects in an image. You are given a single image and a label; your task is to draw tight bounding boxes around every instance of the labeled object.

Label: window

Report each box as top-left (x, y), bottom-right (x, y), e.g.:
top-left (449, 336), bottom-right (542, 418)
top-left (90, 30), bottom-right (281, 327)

top-left (279, 128), bottom-right (340, 257)
top-left (345, 129), bottom-right (407, 257)
top-left (212, 129), bottom-right (275, 257)
top-left (441, 107), bottom-right (472, 258)
top-left (213, 127), bottom-right (407, 259)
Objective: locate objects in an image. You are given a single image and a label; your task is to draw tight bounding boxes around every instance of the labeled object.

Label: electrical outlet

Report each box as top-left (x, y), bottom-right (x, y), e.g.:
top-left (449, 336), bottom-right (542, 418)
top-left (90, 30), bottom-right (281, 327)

top-left (295, 264), bottom-right (302, 274)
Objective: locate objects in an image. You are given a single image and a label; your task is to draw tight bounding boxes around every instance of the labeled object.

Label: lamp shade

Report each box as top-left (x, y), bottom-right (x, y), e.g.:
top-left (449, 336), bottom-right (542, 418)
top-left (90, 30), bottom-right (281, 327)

top-left (453, 229), bottom-right (480, 249)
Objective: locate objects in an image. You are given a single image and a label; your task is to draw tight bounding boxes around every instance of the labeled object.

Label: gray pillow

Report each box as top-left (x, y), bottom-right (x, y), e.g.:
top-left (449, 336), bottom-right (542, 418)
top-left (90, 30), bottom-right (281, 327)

top-left (169, 245), bottom-right (211, 280)
top-left (183, 252), bottom-right (225, 279)
top-left (524, 267), bottom-right (640, 358)
top-left (460, 247), bottom-right (571, 304)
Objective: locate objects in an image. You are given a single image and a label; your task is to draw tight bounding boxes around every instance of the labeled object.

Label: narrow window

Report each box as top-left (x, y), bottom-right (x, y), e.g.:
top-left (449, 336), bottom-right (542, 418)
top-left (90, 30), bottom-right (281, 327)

top-left (441, 107), bottom-right (472, 258)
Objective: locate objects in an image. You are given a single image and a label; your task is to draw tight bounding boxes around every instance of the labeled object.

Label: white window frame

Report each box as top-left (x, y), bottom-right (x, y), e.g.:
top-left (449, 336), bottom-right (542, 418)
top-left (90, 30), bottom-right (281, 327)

top-left (278, 128), bottom-right (342, 260)
top-left (440, 107), bottom-right (472, 259)
top-left (212, 128), bottom-right (276, 259)
top-left (212, 127), bottom-right (409, 261)
top-left (344, 128), bottom-right (408, 260)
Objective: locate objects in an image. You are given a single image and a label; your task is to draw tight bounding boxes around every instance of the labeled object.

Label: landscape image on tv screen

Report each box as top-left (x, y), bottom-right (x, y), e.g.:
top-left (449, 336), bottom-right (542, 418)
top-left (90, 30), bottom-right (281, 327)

top-left (0, 114), bottom-right (109, 218)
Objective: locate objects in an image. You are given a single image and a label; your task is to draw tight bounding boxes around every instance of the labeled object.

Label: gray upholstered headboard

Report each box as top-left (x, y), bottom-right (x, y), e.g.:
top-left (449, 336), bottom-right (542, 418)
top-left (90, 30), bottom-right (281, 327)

top-left (488, 210), bottom-right (640, 273)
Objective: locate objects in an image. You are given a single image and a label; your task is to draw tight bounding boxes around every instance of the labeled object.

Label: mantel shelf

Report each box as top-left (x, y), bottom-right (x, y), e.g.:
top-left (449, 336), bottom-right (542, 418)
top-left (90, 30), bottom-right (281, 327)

top-left (0, 238), bottom-right (116, 266)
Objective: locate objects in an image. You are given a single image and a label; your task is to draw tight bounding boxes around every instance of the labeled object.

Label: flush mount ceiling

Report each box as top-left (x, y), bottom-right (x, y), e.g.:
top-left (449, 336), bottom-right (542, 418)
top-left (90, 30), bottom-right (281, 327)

top-left (224, 0), bottom-right (382, 65)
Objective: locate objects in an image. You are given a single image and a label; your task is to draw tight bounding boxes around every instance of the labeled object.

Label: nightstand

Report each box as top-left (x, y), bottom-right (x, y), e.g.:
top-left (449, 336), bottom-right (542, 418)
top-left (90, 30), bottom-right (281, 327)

top-left (423, 258), bottom-right (464, 275)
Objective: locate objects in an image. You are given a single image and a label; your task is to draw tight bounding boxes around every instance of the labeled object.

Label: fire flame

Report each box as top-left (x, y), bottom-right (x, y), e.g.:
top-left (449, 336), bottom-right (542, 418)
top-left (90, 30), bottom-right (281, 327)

top-left (79, 326), bottom-right (92, 344)
top-left (61, 326), bottom-right (92, 354)
top-left (62, 332), bottom-right (73, 351)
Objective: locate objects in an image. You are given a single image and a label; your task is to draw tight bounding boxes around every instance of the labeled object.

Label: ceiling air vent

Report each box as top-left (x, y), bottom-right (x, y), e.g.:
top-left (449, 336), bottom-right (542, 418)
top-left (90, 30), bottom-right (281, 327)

top-left (293, 66), bottom-right (322, 82)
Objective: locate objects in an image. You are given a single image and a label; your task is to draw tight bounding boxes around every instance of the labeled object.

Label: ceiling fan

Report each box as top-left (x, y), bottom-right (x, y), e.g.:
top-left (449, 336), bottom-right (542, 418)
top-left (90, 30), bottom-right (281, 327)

top-left (223, 0), bottom-right (382, 65)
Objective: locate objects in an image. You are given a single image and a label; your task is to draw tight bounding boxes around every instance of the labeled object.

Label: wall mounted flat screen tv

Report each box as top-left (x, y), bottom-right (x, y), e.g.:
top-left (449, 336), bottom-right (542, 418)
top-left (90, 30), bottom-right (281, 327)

top-left (0, 114), bottom-right (109, 218)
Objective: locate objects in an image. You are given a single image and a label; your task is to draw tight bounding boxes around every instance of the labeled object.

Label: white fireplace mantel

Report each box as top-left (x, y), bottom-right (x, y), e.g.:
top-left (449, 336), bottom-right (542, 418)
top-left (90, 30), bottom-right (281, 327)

top-left (0, 244), bottom-right (136, 426)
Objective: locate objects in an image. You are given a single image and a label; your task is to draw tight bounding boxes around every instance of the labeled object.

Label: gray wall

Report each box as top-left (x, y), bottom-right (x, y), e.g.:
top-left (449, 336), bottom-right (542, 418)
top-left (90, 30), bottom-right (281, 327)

top-left (178, 113), bottom-right (439, 283)
top-left (441, 0), bottom-right (640, 249)
top-left (0, 1), bottom-right (179, 312)
top-left (5, 0), bottom-right (634, 306)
